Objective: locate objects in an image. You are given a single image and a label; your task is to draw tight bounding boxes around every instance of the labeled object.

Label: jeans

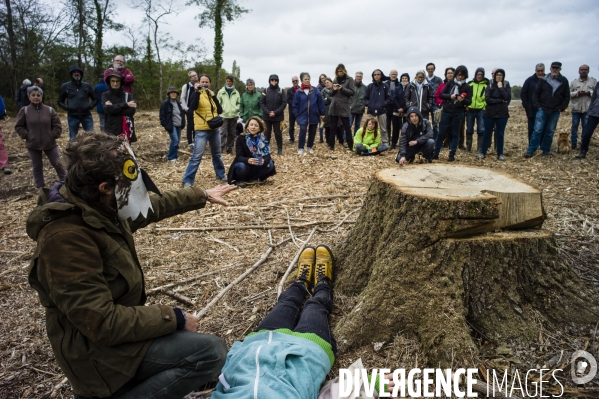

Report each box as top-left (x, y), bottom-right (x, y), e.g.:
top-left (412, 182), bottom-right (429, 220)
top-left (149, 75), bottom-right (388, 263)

top-left (298, 124), bottom-right (317, 150)
top-left (233, 160), bottom-right (275, 182)
top-left (434, 112), bottom-right (464, 156)
top-left (167, 126), bottom-right (181, 161)
top-left (482, 118), bottom-right (508, 156)
top-left (571, 112), bottom-right (588, 147)
top-left (106, 332), bottom-right (227, 399)
top-left (254, 282), bottom-right (337, 355)
top-left (329, 116), bottom-right (353, 150)
top-left (0, 128), bottom-right (9, 169)
top-left (97, 112), bottom-right (106, 132)
top-left (186, 109), bottom-right (195, 144)
top-left (580, 115), bottom-right (599, 153)
top-left (220, 118), bottom-right (237, 152)
top-left (264, 120), bottom-right (282, 151)
top-left (527, 109), bottom-right (560, 154)
top-left (288, 111), bottom-right (297, 142)
top-left (182, 130), bottom-right (226, 184)
top-left (466, 109), bottom-right (485, 137)
top-left (349, 113), bottom-right (363, 135)
top-left (68, 115), bottom-right (94, 141)
top-left (28, 147), bottom-right (66, 188)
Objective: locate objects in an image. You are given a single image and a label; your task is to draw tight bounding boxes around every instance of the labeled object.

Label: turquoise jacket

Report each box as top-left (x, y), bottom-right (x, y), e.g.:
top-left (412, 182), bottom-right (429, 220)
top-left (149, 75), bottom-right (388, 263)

top-left (211, 330), bottom-right (333, 399)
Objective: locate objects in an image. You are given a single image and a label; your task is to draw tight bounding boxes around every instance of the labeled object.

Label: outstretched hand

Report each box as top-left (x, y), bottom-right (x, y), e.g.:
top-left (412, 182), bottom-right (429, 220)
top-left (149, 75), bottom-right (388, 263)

top-left (205, 184), bottom-right (237, 206)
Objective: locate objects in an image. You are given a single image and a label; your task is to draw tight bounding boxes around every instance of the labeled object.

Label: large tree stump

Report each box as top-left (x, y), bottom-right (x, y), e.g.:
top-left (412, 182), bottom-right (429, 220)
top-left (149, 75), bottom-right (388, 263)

top-left (334, 165), bottom-right (596, 366)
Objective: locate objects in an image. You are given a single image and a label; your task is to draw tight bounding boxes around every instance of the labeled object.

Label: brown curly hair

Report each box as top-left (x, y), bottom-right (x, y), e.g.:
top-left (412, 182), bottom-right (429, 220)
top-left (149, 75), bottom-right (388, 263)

top-left (244, 116), bottom-right (265, 134)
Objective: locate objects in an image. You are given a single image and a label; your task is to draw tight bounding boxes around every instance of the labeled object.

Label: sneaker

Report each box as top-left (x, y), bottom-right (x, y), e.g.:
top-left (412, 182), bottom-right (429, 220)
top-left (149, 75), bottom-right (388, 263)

top-left (236, 182), bottom-right (247, 188)
top-left (168, 159), bottom-right (177, 163)
top-left (497, 155), bottom-right (506, 161)
top-left (523, 152), bottom-right (534, 158)
top-left (477, 153), bottom-right (485, 159)
top-left (296, 246), bottom-right (316, 290)
top-left (307, 147), bottom-right (314, 154)
top-left (298, 149), bottom-right (304, 156)
top-left (187, 143), bottom-right (194, 149)
top-left (575, 151), bottom-right (587, 159)
top-left (216, 176), bottom-right (228, 182)
top-left (278, 148), bottom-right (283, 155)
top-left (314, 245), bottom-right (334, 285)
top-left (183, 182), bottom-right (193, 188)
top-left (342, 142), bottom-right (347, 148)
top-left (448, 153), bottom-right (455, 162)
top-left (3, 167), bottom-right (12, 175)
top-left (288, 139), bottom-right (295, 144)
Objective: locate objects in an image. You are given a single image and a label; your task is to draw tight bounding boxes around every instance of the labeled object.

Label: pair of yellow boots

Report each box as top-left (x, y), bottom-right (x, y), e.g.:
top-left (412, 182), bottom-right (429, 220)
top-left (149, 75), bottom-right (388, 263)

top-left (296, 245), bottom-right (334, 291)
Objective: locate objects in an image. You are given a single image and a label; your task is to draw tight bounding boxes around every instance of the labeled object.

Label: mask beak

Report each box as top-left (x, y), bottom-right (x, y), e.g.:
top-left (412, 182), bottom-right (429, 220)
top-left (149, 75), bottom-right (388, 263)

top-left (140, 168), bottom-right (162, 197)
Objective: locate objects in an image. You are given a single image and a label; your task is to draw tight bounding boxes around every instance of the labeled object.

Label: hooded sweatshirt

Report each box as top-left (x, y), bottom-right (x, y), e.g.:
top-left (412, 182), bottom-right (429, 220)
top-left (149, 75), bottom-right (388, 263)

top-left (58, 65), bottom-right (98, 117)
top-left (102, 71), bottom-right (136, 136)
top-left (364, 69), bottom-right (392, 115)
top-left (399, 107), bottom-right (433, 158)
top-left (468, 67), bottom-right (489, 110)
top-left (484, 68), bottom-right (511, 119)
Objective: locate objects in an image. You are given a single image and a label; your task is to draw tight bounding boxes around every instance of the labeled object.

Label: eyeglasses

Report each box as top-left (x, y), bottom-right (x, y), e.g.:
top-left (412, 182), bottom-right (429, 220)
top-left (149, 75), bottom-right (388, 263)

top-left (292, 80), bottom-right (298, 82)
top-left (535, 70), bottom-right (544, 73)
top-left (373, 73), bottom-right (381, 76)
top-left (190, 75), bottom-right (197, 78)
top-left (270, 79), bottom-right (278, 81)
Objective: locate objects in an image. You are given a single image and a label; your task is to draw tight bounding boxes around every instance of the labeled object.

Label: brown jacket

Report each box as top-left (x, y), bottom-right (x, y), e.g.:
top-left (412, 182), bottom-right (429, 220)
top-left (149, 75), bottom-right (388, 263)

top-left (27, 185), bottom-right (207, 397)
top-left (15, 104), bottom-right (62, 150)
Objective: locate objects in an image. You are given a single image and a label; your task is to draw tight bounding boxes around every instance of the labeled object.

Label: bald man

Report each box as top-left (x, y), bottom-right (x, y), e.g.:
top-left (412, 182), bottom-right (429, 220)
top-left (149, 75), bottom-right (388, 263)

top-left (570, 64), bottom-right (597, 149)
top-left (103, 55), bottom-right (135, 94)
top-left (286, 76), bottom-right (300, 143)
top-left (385, 69), bottom-right (401, 148)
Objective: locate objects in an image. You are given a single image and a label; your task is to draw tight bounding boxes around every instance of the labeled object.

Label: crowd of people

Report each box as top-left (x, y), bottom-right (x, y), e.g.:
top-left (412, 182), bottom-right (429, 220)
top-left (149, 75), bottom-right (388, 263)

top-left (1, 57), bottom-right (598, 189)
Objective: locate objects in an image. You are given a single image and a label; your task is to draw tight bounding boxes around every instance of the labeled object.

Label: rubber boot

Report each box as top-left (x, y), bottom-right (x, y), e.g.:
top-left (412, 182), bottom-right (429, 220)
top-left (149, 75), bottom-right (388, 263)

top-left (466, 136), bottom-right (473, 152)
top-left (476, 135), bottom-right (483, 154)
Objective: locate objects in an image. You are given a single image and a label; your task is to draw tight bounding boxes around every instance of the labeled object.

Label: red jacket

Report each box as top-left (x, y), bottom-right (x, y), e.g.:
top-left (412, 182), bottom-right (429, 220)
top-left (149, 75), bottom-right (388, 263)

top-left (103, 68), bottom-right (135, 94)
top-left (434, 82), bottom-right (446, 107)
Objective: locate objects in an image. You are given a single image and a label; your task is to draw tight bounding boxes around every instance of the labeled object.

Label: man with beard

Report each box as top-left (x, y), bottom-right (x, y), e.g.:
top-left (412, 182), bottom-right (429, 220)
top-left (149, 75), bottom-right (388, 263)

top-left (104, 55), bottom-right (135, 94)
top-left (58, 66), bottom-right (98, 140)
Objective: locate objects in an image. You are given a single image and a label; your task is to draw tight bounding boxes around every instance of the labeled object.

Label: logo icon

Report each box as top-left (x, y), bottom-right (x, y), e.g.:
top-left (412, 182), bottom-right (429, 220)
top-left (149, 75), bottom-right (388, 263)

top-left (571, 350), bottom-right (597, 384)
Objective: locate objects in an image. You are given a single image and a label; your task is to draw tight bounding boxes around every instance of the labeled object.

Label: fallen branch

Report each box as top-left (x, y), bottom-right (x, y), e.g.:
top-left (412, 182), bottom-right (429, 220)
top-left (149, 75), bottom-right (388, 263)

top-left (204, 233), bottom-right (239, 252)
top-left (195, 237), bottom-right (289, 319)
top-left (155, 288), bottom-right (196, 306)
top-left (317, 208), bottom-right (362, 232)
top-left (277, 227), bottom-right (318, 297)
top-left (155, 220), bottom-right (356, 232)
top-left (41, 376), bottom-right (68, 399)
top-left (147, 263), bottom-right (243, 294)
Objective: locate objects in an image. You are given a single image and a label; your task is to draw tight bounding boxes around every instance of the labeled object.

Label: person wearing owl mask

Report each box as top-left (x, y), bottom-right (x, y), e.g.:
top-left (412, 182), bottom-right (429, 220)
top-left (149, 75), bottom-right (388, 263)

top-left (26, 132), bottom-right (236, 399)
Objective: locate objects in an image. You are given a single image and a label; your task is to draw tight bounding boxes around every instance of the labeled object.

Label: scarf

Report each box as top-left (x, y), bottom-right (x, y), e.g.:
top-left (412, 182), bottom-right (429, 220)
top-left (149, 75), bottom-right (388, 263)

top-left (414, 80), bottom-right (424, 93)
top-left (451, 78), bottom-right (465, 97)
top-left (336, 74), bottom-right (347, 85)
top-left (225, 85), bottom-right (233, 97)
top-left (245, 133), bottom-right (270, 157)
top-left (301, 84), bottom-right (311, 90)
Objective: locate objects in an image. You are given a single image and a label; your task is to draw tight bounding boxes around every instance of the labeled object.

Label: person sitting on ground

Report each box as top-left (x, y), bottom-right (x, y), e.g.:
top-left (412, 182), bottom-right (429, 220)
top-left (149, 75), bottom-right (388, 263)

top-left (210, 244), bottom-right (336, 399)
top-left (159, 86), bottom-right (186, 162)
top-left (396, 106), bottom-right (435, 166)
top-left (26, 132), bottom-right (236, 399)
top-left (353, 117), bottom-right (386, 156)
top-left (227, 116), bottom-right (276, 188)
top-left (102, 71), bottom-right (137, 141)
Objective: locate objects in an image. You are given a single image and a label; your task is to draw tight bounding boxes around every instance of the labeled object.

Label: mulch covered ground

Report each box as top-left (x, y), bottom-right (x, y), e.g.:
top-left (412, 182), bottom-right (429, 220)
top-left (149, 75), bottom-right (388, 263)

top-left (1, 104), bottom-right (598, 398)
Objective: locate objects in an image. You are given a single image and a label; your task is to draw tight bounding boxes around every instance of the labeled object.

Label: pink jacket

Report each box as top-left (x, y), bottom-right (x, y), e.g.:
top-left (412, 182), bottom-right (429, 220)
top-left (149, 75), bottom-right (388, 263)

top-left (434, 82), bottom-right (446, 107)
top-left (103, 67), bottom-right (135, 94)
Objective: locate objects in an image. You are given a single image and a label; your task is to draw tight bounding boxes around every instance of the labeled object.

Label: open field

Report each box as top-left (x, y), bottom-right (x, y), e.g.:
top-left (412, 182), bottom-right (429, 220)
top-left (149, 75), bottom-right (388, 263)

top-left (1, 104), bottom-right (599, 398)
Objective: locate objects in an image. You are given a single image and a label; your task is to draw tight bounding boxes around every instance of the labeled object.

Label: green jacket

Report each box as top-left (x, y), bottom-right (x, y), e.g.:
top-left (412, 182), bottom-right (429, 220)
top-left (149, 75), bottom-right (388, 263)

top-left (217, 86), bottom-right (241, 118)
top-left (353, 127), bottom-right (381, 150)
top-left (468, 79), bottom-right (489, 110)
top-left (239, 90), bottom-right (262, 122)
top-left (26, 185), bottom-right (207, 397)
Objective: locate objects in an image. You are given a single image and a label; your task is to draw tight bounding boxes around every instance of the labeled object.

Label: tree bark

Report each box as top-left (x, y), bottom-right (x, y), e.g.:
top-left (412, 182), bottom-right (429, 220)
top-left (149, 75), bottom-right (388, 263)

top-left (213, 0), bottom-right (223, 89)
top-left (4, 0), bottom-right (18, 94)
top-left (334, 165), bottom-right (596, 367)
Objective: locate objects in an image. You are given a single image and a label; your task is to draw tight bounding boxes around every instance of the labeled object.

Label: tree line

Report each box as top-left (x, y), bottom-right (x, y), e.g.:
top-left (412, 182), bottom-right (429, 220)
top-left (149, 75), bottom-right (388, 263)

top-left (0, 0), bottom-right (249, 112)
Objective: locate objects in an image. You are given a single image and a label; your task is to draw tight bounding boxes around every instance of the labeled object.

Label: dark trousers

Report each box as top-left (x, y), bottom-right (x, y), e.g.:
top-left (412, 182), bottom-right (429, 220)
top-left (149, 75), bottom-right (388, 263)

top-left (288, 111), bottom-right (297, 142)
top-left (580, 115), bottom-right (599, 153)
top-left (221, 118), bottom-right (237, 153)
top-left (28, 147), bottom-right (66, 188)
top-left (481, 118), bottom-right (508, 156)
top-left (397, 139), bottom-right (435, 162)
top-left (97, 112), bottom-right (106, 132)
top-left (298, 124), bottom-right (318, 150)
top-left (329, 116), bottom-right (353, 150)
top-left (389, 114), bottom-right (402, 147)
top-left (264, 120), bottom-right (282, 150)
top-left (186, 109), bottom-right (195, 144)
top-left (233, 161), bottom-right (275, 182)
top-left (254, 282), bottom-right (337, 355)
top-left (434, 112), bottom-right (465, 157)
top-left (102, 332), bottom-right (227, 399)
top-left (349, 113), bottom-right (363, 135)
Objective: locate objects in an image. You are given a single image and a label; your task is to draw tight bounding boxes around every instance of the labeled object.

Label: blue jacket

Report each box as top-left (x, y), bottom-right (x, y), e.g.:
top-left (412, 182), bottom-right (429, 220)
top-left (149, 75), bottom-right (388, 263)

top-left (211, 330), bottom-right (332, 399)
top-left (0, 94), bottom-right (5, 117)
top-left (94, 82), bottom-right (108, 113)
top-left (521, 74), bottom-right (540, 118)
top-left (292, 86), bottom-right (325, 125)
top-left (392, 85), bottom-right (407, 112)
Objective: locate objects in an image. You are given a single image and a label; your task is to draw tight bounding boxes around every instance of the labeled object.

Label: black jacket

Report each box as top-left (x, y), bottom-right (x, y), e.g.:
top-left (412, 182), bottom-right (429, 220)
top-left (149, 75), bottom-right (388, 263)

top-left (101, 88), bottom-right (135, 136)
top-left (260, 85), bottom-right (287, 122)
top-left (58, 66), bottom-right (98, 117)
top-left (159, 99), bottom-right (186, 133)
top-left (521, 74), bottom-right (541, 118)
top-left (484, 82), bottom-right (511, 119)
top-left (399, 108), bottom-right (433, 158)
top-left (286, 87), bottom-right (298, 109)
top-left (329, 75), bottom-right (355, 117)
top-left (532, 74), bottom-right (570, 113)
top-left (404, 81), bottom-right (434, 113)
top-left (16, 85), bottom-right (30, 109)
top-left (392, 85), bottom-right (407, 112)
top-left (440, 80), bottom-right (473, 113)
top-left (364, 77), bottom-right (392, 116)
top-left (227, 134), bottom-right (276, 183)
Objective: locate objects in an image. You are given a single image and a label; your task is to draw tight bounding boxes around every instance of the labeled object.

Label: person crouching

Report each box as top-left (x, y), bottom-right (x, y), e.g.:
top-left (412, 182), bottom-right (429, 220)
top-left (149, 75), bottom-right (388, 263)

top-left (396, 107), bottom-right (435, 165)
top-left (227, 116), bottom-right (276, 188)
top-left (353, 117), bottom-right (386, 155)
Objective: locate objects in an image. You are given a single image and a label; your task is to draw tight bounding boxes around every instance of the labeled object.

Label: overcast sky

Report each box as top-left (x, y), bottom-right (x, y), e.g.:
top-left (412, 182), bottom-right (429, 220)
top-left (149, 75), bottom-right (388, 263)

top-left (107, 0), bottom-right (599, 87)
